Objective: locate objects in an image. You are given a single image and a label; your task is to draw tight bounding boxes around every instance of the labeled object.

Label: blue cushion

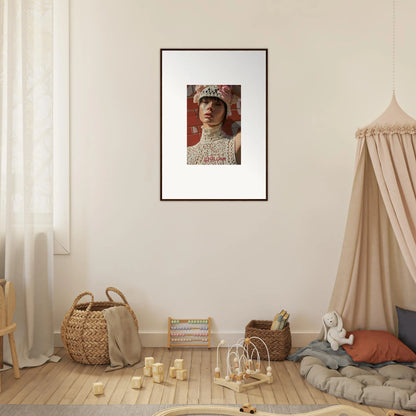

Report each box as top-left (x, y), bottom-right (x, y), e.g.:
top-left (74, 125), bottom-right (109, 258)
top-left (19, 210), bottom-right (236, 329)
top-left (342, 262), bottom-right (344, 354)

top-left (396, 306), bottom-right (416, 354)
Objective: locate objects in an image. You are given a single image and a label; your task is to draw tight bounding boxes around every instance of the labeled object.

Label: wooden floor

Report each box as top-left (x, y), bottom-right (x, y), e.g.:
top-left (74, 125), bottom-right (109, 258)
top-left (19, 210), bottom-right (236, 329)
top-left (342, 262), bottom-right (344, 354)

top-left (0, 347), bottom-right (414, 416)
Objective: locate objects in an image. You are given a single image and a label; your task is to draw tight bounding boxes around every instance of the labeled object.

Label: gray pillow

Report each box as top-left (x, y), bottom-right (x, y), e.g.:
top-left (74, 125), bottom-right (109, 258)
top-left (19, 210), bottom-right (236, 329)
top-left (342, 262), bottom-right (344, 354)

top-left (396, 306), bottom-right (416, 354)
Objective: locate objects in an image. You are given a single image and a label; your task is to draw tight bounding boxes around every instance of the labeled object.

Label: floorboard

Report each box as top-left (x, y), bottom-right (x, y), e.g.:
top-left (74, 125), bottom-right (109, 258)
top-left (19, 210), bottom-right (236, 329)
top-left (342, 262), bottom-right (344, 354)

top-left (0, 347), bottom-right (413, 416)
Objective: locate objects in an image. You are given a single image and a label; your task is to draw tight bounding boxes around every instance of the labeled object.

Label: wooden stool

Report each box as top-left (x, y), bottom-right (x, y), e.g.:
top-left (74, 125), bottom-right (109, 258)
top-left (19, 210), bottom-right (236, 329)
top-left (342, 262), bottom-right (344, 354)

top-left (0, 279), bottom-right (20, 391)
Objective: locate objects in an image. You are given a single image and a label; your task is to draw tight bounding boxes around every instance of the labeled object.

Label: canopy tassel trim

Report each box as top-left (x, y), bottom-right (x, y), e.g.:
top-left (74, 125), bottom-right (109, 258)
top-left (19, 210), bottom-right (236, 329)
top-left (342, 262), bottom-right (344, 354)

top-left (356, 124), bottom-right (416, 139)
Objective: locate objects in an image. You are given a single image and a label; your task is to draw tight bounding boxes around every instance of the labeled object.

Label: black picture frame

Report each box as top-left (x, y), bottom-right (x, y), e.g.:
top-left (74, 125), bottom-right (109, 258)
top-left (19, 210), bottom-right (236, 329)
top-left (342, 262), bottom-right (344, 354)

top-left (160, 49), bottom-right (268, 201)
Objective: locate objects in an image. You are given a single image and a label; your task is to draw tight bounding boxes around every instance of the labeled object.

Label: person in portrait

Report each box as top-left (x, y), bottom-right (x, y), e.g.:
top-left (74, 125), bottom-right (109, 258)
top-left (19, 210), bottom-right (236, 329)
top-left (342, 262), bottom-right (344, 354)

top-left (187, 85), bottom-right (241, 165)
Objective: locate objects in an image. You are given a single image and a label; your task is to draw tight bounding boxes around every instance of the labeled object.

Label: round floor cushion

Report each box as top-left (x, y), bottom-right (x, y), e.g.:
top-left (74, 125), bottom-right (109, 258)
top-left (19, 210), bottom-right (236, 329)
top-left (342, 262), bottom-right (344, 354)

top-left (300, 356), bottom-right (416, 410)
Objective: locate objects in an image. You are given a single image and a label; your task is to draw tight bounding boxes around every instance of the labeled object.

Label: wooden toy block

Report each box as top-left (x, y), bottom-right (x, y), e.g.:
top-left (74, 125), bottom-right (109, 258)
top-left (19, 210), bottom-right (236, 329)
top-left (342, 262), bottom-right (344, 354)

top-left (176, 368), bottom-right (188, 381)
top-left (143, 366), bottom-right (153, 377)
top-left (169, 366), bottom-right (177, 378)
top-left (131, 376), bottom-right (142, 389)
top-left (92, 382), bottom-right (104, 395)
top-left (152, 362), bottom-right (164, 375)
top-left (145, 356), bottom-right (155, 368)
top-left (153, 373), bottom-right (164, 384)
top-left (174, 358), bottom-right (184, 370)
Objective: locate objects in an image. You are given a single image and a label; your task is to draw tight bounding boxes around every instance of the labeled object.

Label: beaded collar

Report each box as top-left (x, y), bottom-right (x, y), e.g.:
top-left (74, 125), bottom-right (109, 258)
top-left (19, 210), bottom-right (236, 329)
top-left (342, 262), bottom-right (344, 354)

top-left (200, 125), bottom-right (228, 144)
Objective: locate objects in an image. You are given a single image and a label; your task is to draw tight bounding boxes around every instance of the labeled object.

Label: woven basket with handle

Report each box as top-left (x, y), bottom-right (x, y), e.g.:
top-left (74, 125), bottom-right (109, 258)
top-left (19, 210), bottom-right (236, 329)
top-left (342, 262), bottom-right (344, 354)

top-left (245, 320), bottom-right (291, 361)
top-left (61, 287), bottom-right (138, 365)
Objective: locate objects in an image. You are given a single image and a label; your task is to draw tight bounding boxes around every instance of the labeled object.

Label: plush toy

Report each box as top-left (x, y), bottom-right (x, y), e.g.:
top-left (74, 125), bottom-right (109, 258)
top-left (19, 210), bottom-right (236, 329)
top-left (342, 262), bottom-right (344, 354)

top-left (322, 311), bottom-right (354, 351)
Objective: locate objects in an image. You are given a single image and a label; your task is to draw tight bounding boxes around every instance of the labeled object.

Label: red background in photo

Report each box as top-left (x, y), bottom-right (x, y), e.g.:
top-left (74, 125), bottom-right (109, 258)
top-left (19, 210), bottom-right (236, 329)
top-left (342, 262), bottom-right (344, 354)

top-left (187, 85), bottom-right (241, 147)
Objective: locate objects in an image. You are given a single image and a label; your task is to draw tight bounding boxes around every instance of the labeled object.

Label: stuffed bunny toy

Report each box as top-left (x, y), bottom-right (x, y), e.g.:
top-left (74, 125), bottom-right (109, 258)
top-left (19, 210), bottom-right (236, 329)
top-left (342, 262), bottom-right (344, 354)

top-left (322, 311), bottom-right (354, 351)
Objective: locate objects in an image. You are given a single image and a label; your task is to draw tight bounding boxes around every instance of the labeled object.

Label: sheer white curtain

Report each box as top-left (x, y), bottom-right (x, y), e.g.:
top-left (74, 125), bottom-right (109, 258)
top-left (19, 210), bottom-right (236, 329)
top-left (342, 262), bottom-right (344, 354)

top-left (0, 0), bottom-right (56, 367)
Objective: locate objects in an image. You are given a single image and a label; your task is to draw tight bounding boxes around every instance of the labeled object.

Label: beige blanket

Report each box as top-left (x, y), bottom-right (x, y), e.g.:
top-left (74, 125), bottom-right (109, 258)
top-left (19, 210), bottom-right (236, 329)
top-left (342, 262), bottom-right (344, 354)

top-left (102, 306), bottom-right (143, 371)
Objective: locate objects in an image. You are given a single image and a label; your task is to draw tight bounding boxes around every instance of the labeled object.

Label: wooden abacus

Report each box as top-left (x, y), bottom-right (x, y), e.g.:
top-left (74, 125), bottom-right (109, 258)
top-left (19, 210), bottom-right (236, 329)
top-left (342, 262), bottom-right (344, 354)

top-left (167, 317), bottom-right (211, 349)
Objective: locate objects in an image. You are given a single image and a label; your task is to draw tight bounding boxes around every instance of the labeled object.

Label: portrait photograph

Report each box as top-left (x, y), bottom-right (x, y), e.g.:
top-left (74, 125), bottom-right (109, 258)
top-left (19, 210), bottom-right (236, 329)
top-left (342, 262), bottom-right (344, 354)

top-left (187, 85), bottom-right (241, 166)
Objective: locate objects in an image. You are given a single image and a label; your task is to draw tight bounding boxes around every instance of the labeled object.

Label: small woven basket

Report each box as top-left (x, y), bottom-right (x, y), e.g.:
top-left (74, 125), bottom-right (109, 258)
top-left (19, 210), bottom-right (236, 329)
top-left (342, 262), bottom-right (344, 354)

top-left (245, 320), bottom-right (291, 361)
top-left (61, 287), bottom-right (138, 365)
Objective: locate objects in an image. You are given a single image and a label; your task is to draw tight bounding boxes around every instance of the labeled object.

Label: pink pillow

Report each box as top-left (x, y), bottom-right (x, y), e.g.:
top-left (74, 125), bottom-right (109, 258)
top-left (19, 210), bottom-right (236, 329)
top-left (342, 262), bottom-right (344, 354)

top-left (343, 330), bottom-right (416, 364)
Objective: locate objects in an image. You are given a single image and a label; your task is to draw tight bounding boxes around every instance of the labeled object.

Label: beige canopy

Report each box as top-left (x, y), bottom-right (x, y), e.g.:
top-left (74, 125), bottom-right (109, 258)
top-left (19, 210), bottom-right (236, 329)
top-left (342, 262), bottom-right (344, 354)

top-left (328, 94), bottom-right (416, 333)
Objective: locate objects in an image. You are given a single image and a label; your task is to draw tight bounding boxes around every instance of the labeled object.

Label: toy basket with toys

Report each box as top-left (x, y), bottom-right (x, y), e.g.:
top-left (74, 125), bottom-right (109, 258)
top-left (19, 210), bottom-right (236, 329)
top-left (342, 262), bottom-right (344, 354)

top-left (245, 320), bottom-right (291, 361)
top-left (61, 287), bottom-right (138, 365)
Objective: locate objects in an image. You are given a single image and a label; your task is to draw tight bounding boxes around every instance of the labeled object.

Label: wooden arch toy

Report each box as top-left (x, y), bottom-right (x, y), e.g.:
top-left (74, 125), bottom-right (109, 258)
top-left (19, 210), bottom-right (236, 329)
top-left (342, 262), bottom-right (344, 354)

top-left (213, 337), bottom-right (273, 393)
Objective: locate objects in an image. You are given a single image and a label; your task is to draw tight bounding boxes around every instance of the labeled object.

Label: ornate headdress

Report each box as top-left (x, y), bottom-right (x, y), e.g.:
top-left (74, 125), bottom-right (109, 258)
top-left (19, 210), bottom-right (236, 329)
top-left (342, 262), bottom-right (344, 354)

top-left (193, 85), bottom-right (239, 116)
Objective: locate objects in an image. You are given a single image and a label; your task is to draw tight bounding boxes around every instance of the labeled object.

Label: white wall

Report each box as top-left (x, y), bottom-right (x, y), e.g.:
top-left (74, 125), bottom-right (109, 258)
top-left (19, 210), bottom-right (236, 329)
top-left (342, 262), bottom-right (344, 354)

top-left (54, 0), bottom-right (416, 346)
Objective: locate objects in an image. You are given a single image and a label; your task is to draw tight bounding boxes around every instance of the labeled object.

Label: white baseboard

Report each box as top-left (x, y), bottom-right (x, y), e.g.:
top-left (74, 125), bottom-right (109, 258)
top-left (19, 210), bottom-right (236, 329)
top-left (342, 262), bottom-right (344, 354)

top-left (55, 330), bottom-right (318, 349)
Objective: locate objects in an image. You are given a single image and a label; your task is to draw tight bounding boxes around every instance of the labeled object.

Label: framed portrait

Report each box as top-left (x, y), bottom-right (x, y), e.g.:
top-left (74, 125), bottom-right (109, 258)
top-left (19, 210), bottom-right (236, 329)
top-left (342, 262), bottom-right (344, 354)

top-left (160, 49), bottom-right (268, 201)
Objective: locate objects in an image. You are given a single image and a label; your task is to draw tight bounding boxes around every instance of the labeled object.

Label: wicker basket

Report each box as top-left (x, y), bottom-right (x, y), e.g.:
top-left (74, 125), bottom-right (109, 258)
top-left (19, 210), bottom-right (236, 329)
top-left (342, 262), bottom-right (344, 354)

top-left (245, 320), bottom-right (291, 361)
top-left (61, 287), bottom-right (138, 365)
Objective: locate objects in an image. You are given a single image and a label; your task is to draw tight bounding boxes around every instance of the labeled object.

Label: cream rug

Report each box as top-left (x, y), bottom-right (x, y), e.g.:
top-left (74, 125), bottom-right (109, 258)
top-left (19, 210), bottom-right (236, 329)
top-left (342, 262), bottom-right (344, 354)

top-left (0, 404), bottom-right (327, 416)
